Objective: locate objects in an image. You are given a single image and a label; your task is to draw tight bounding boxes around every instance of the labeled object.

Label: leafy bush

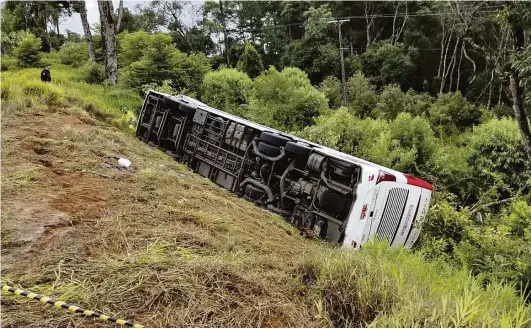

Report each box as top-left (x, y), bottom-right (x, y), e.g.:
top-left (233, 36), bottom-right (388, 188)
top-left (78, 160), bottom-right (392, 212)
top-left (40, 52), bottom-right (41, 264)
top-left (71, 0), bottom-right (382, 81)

top-left (467, 118), bottom-right (530, 203)
top-left (346, 73), bottom-right (377, 118)
top-left (22, 80), bottom-right (64, 105)
top-left (454, 200), bottom-right (531, 298)
top-left (429, 91), bottom-right (480, 134)
top-left (236, 41), bottom-right (264, 79)
top-left (373, 84), bottom-right (407, 119)
top-left (418, 198), bottom-right (471, 262)
top-left (299, 108), bottom-right (435, 173)
top-left (83, 62), bottom-right (105, 84)
top-left (1, 55), bottom-right (18, 71)
top-left (59, 42), bottom-right (89, 67)
top-left (249, 67), bottom-right (329, 131)
top-left (118, 30), bottom-right (152, 68)
top-left (13, 32), bottom-right (42, 68)
top-left (359, 41), bottom-right (418, 89)
top-left (40, 50), bottom-right (61, 65)
top-left (201, 68), bottom-right (253, 116)
top-left (120, 33), bottom-right (211, 96)
top-left (425, 141), bottom-right (473, 200)
top-left (388, 113), bottom-right (436, 173)
top-left (319, 76), bottom-right (343, 109)
top-left (1, 30), bottom-right (26, 55)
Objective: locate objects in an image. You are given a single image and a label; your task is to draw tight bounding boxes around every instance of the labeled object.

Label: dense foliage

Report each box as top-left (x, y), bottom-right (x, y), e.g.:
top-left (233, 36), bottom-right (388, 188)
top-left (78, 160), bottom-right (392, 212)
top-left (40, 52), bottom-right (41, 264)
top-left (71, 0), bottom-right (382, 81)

top-left (248, 67), bottom-right (329, 131)
top-left (13, 32), bottom-right (42, 68)
top-left (201, 68), bottom-right (253, 116)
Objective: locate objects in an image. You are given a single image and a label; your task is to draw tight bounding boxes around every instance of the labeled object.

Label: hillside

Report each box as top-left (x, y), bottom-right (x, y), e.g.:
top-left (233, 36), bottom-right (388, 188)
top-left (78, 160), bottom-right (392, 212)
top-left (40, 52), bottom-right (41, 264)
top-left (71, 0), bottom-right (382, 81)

top-left (1, 69), bottom-right (530, 327)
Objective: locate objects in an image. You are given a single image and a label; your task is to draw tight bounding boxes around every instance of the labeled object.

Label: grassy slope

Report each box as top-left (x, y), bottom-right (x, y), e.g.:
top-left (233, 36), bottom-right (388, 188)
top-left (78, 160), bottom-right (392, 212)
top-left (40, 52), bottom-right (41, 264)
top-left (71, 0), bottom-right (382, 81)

top-left (1, 67), bottom-right (530, 328)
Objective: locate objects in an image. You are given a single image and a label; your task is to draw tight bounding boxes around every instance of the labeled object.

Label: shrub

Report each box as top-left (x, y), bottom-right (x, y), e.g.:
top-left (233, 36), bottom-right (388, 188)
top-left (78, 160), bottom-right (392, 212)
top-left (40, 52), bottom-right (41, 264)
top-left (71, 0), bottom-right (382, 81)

top-left (467, 118), bottom-right (530, 203)
top-left (59, 42), bottom-right (89, 67)
top-left (318, 76), bottom-right (342, 109)
top-left (1, 30), bottom-right (26, 55)
top-left (425, 142), bottom-right (473, 200)
top-left (299, 110), bottom-right (435, 173)
top-left (249, 67), bottom-right (329, 131)
top-left (201, 68), bottom-right (253, 116)
top-left (373, 84), bottom-right (407, 119)
top-left (454, 200), bottom-right (531, 298)
top-left (429, 91), bottom-right (480, 134)
top-left (83, 62), bottom-right (105, 84)
top-left (359, 41), bottom-right (418, 89)
top-left (236, 41), bottom-right (264, 79)
top-left (388, 113), bottom-right (436, 173)
top-left (120, 33), bottom-right (211, 95)
top-left (22, 80), bottom-right (64, 105)
top-left (40, 50), bottom-right (61, 65)
top-left (297, 107), bottom-right (361, 151)
top-left (1, 55), bottom-right (18, 71)
top-left (118, 30), bottom-right (152, 68)
top-left (346, 73), bottom-right (377, 118)
top-left (300, 242), bottom-right (531, 327)
top-left (13, 32), bottom-right (42, 68)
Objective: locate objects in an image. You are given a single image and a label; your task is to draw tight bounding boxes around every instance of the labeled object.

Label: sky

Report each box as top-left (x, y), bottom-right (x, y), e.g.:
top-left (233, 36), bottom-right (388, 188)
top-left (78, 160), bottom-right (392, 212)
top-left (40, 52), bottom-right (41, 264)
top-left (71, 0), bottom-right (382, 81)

top-left (60, 0), bottom-right (145, 35)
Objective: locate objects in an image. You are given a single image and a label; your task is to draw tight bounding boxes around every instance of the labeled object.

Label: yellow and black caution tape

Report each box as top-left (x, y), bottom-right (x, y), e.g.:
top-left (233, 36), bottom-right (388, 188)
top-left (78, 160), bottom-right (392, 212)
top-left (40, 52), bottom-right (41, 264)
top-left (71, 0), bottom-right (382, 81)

top-left (1, 283), bottom-right (144, 328)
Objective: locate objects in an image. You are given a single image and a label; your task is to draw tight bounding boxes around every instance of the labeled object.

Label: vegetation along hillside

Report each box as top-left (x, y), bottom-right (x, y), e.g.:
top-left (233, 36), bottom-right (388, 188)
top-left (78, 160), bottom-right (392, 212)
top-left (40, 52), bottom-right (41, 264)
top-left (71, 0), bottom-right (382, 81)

top-left (1, 0), bottom-right (531, 327)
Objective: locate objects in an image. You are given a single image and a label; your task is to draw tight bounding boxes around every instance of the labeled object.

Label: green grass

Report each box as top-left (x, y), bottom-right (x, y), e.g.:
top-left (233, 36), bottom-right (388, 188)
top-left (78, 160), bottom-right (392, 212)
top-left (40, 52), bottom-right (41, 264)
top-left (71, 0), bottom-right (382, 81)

top-left (1, 64), bottom-right (142, 123)
top-left (1, 65), bottom-right (530, 327)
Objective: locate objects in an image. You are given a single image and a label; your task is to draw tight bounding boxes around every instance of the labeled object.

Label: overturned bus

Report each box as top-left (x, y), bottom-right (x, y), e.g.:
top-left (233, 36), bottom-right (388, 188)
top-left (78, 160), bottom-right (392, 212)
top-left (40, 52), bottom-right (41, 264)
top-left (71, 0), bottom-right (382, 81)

top-left (136, 91), bottom-right (433, 249)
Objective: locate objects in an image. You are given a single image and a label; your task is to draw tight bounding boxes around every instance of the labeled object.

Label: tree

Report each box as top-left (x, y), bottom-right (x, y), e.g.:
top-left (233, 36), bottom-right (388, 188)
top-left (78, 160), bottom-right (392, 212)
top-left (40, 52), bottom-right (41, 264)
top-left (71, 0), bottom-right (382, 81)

top-left (98, 0), bottom-right (118, 86)
top-left (59, 41), bottom-right (88, 67)
top-left (13, 32), bottom-right (42, 67)
top-left (1, 1), bottom-right (71, 52)
top-left (282, 4), bottom-right (339, 84)
top-left (72, 1), bottom-right (95, 62)
top-left (201, 68), bottom-right (253, 116)
top-left (359, 41), bottom-right (418, 90)
top-left (506, 4), bottom-right (531, 160)
top-left (249, 67), bottom-right (329, 131)
top-left (429, 91), bottom-right (479, 134)
top-left (120, 33), bottom-right (211, 95)
top-left (319, 76), bottom-right (342, 109)
top-left (236, 41), bottom-right (263, 78)
top-left (346, 73), bottom-right (378, 118)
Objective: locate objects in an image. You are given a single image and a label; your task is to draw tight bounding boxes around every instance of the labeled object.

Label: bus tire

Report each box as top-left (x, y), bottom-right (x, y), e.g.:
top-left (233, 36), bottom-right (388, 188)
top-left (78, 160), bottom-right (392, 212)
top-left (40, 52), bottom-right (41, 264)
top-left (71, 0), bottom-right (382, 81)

top-left (285, 141), bottom-right (311, 159)
top-left (260, 131), bottom-right (291, 147)
top-left (257, 141), bottom-right (281, 157)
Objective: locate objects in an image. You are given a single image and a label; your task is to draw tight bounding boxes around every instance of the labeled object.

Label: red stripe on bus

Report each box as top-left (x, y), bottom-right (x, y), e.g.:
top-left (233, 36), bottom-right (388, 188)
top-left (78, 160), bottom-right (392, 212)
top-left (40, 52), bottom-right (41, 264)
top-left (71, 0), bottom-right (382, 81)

top-left (405, 175), bottom-right (433, 191)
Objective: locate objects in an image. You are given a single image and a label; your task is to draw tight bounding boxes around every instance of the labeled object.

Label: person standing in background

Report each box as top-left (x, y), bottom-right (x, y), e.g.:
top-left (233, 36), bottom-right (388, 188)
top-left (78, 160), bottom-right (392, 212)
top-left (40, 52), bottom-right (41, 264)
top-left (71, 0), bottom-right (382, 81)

top-left (41, 65), bottom-right (51, 83)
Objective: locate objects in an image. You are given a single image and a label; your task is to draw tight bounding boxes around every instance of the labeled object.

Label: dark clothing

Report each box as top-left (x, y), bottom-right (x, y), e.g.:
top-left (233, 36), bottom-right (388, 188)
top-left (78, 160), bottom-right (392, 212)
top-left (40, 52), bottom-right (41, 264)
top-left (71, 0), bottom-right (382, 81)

top-left (41, 68), bottom-right (51, 83)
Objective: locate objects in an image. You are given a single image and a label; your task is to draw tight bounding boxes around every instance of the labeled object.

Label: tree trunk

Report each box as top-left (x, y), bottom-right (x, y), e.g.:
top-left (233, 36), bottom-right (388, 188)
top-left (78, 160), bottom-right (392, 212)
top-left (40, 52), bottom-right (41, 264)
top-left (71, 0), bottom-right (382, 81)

top-left (98, 0), bottom-right (118, 86)
top-left (391, 3), bottom-right (399, 44)
top-left (79, 1), bottom-right (96, 62)
top-left (55, 17), bottom-right (60, 35)
top-left (440, 32), bottom-right (453, 94)
top-left (487, 69), bottom-right (494, 109)
top-left (396, 2), bottom-right (408, 43)
top-left (364, 2), bottom-right (374, 48)
top-left (116, 0), bottom-right (124, 32)
top-left (219, 0), bottom-right (230, 66)
top-left (456, 41), bottom-right (464, 91)
top-left (509, 26), bottom-right (531, 160)
top-left (448, 37), bottom-right (460, 93)
top-left (462, 42), bottom-right (476, 84)
top-left (437, 24), bottom-right (446, 79)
